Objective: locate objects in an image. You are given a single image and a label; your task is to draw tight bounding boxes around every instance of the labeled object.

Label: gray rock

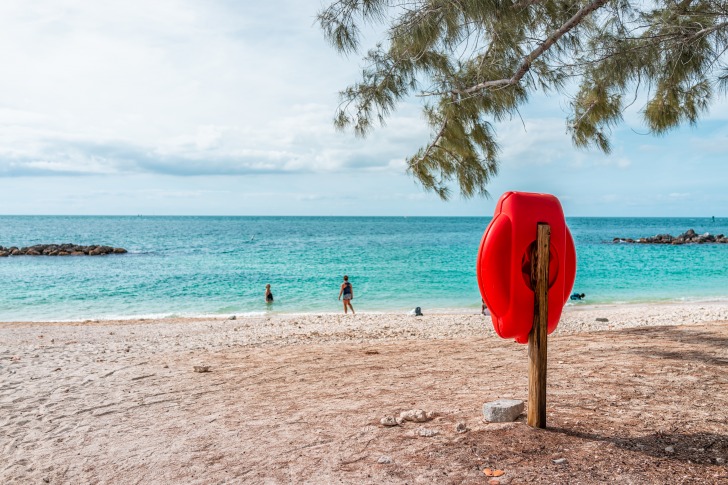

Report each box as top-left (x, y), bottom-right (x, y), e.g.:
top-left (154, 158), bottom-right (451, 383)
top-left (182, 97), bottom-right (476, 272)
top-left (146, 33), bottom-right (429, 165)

top-left (552, 458), bottom-right (568, 465)
top-left (455, 421), bottom-right (468, 433)
top-left (664, 445), bottom-right (675, 453)
top-left (483, 399), bottom-right (524, 423)
top-left (596, 317), bottom-right (609, 322)
top-left (377, 455), bottom-right (392, 464)
top-left (193, 366), bottom-right (211, 373)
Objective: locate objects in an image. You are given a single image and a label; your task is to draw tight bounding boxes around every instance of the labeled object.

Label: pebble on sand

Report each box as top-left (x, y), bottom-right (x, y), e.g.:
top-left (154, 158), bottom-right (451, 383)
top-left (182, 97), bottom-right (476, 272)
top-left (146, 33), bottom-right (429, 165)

top-left (380, 416), bottom-right (398, 427)
top-left (399, 409), bottom-right (430, 423)
top-left (193, 366), bottom-right (211, 373)
top-left (417, 427), bottom-right (438, 437)
top-left (377, 455), bottom-right (392, 464)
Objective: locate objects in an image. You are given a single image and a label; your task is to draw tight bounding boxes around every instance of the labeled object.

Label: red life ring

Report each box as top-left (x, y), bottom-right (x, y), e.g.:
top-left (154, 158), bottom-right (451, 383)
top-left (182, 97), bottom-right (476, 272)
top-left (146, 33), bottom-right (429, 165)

top-left (477, 192), bottom-right (576, 343)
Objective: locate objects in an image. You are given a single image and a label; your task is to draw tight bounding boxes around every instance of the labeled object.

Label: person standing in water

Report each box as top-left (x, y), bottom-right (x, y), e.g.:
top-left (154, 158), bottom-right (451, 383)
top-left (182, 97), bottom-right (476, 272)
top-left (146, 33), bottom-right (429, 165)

top-left (265, 284), bottom-right (274, 304)
top-left (338, 275), bottom-right (355, 314)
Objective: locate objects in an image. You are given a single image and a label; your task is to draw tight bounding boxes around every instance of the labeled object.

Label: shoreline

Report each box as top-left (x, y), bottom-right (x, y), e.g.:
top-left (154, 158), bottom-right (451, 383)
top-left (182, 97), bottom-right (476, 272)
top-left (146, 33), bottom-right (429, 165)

top-left (0, 297), bottom-right (728, 325)
top-left (2, 300), bottom-right (727, 334)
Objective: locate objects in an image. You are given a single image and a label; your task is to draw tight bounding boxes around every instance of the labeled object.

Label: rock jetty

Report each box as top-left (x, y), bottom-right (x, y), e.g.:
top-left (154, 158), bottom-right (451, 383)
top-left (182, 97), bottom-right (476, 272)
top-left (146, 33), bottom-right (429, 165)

top-left (613, 229), bottom-right (727, 245)
top-left (0, 244), bottom-right (127, 257)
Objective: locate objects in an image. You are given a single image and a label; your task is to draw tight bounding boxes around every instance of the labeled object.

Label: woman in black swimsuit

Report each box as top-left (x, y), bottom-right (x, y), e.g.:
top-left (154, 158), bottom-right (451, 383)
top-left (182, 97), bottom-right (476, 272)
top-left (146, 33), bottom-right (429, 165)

top-left (338, 275), bottom-right (355, 314)
top-left (265, 284), bottom-right (274, 304)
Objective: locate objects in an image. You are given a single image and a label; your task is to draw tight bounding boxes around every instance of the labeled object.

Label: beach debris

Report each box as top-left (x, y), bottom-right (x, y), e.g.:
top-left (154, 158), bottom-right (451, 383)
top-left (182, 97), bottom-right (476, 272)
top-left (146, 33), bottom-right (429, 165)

top-left (377, 455), bottom-right (392, 464)
top-left (417, 427), bottom-right (438, 437)
top-left (193, 366), bottom-right (211, 373)
top-left (664, 446), bottom-right (675, 453)
top-left (11, 356), bottom-right (20, 362)
top-left (596, 317), bottom-right (609, 322)
top-left (54, 367), bottom-right (61, 371)
top-left (230, 315), bottom-right (236, 320)
top-left (399, 409), bottom-right (430, 423)
top-left (484, 468), bottom-right (505, 477)
top-left (131, 374), bottom-right (155, 381)
top-left (483, 399), bottom-right (524, 423)
top-left (364, 349), bottom-right (380, 355)
top-left (552, 458), bottom-right (568, 465)
top-left (455, 421), bottom-right (468, 433)
top-left (409, 307), bottom-right (423, 316)
top-left (380, 416), bottom-right (398, 427)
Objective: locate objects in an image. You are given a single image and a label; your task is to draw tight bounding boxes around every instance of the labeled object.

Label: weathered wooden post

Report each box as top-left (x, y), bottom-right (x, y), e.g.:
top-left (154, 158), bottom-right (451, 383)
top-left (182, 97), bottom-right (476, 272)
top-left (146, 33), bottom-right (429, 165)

top-left (528, 223), bottom-right (550, 429)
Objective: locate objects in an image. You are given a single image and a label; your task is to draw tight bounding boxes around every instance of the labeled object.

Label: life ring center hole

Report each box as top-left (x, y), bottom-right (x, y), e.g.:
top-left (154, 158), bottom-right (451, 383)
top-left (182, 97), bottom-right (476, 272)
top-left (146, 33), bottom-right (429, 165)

top-left (521, 241), bottom-right (559, 290)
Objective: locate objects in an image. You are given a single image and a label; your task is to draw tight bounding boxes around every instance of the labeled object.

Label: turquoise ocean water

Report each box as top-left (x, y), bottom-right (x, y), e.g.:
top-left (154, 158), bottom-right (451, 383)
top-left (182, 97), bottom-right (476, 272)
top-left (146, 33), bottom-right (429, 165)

top-left (0, 216), bottom-right (726, 321)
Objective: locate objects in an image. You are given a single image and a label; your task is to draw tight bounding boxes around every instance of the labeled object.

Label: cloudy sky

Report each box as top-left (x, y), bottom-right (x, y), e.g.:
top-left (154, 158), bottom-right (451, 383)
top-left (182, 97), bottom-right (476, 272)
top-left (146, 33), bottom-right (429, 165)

top-left (0, 0), bottom-right (726, 217)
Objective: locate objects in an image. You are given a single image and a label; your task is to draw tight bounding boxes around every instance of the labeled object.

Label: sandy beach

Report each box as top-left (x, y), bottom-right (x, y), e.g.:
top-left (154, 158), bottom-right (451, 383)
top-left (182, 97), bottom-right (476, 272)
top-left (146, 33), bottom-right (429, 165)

top-left (2, 301), bottom-right (727, 484)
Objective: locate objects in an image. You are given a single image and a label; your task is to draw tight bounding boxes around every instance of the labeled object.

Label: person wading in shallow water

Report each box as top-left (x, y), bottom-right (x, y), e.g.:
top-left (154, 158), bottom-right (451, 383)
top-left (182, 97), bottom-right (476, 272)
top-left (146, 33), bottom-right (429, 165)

top-left (338, 275), bottom-right (355, 314)
top-left (265, 284), bottom-right (274, 304)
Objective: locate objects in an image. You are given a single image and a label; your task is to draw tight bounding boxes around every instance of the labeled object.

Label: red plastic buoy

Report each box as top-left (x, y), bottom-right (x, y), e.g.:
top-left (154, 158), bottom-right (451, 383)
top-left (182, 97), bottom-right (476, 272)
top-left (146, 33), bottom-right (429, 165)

top-left (477, 192), bottom-right (576, 343)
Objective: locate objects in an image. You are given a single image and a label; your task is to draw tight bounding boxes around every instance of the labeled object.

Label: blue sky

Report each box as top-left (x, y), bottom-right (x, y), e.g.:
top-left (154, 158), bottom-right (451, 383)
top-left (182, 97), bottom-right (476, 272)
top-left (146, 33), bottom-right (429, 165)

top-left (0, 1), bottom-right (726, 217)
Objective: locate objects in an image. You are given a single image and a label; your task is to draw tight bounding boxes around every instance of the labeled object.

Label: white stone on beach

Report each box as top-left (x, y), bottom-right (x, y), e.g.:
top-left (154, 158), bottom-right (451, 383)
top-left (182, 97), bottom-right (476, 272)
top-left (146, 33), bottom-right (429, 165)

top-left (399, 409), bottom-right (429, 422)
top-left (482, 399), bottom-right (524, 423)
top-left (380, 416), bottom-right (398, 427)
top-left (377, 455), bottom-right (392, 464)
top-left (417, 427), bottom-right (438, 437)
top-left (552, 458), bottom-right (568, 465)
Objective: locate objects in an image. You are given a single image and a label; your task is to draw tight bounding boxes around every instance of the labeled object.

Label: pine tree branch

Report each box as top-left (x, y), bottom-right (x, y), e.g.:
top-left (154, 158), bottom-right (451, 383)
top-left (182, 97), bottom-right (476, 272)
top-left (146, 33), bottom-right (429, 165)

top-left (453, 0), bottom-right (610, 95)
top-left (687, 20), bottom-right (728, 41)
top-left (412, 116), bottom-right (449, 169)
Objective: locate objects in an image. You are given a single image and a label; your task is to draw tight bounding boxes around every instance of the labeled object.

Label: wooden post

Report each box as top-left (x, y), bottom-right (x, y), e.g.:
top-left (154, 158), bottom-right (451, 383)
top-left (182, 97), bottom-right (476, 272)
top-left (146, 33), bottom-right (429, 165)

top-left (528, 223), bottom-right (550, 429)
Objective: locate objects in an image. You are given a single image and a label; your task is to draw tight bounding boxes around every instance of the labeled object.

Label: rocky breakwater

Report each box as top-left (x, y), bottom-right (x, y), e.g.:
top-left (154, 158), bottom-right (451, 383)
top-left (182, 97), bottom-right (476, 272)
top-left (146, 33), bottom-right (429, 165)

top-left (0, 244), bottom-right (127, 257)
top-left (613, 229), bottom-right (728, 245)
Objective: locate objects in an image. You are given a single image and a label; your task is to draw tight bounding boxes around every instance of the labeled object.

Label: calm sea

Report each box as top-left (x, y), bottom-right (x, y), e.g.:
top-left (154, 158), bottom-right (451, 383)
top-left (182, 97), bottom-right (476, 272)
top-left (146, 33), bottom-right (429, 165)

top-left (0, 216), bottom-right (726, 321)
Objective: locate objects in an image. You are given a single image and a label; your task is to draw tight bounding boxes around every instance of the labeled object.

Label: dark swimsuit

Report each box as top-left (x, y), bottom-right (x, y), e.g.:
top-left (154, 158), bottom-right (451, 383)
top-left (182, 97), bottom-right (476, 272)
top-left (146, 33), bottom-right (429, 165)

top-left (266, 292), bottom-right (274, 302)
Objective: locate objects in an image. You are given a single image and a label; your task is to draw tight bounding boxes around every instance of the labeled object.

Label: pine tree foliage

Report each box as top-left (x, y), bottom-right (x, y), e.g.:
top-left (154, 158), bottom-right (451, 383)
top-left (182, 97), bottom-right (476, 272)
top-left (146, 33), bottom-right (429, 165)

top-left (318, 0), bottom-right (728, 199)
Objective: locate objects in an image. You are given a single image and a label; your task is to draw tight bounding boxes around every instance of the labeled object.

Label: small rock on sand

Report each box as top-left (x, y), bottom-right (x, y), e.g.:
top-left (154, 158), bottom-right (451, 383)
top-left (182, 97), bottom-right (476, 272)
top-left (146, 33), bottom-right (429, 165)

top-left (596, 317), bottom-right (609, 322)
top-left (483, 399), bottom-right (524, 423)
top-left (380, 416), bottom-right (398, 427)
top-left (377, 455), bottom-right (392, 464)
top-left (193, 366), bottom-right (211, 373)
top-left (417, 427), bottom-right (438, 437)
top-left (455, 422), bottom-right (468, 433)
top-left (399, 409), bottom-right (430, 422)
top-left (552, 458), bottom-right (568, 465)
top-left (664, 446), bottom-right (675, 453)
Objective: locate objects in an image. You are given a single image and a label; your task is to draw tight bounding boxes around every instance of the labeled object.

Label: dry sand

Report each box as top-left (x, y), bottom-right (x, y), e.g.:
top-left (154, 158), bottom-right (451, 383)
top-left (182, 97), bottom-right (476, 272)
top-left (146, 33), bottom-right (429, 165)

top-left (1, 301), bottom-right (727, 484)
